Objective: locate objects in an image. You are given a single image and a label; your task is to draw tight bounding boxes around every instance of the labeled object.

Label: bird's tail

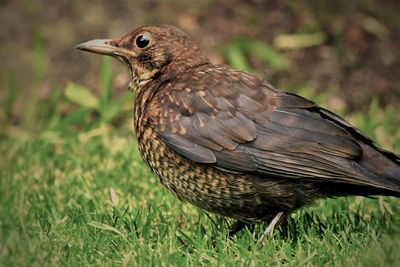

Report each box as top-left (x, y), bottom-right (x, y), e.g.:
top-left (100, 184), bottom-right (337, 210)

top-left (358, 143), bottom-right (400, 197)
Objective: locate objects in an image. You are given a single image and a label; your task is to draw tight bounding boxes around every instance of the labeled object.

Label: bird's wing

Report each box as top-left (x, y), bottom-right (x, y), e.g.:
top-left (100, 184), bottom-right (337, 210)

top-left (154, 68), bottom-right (385, 187)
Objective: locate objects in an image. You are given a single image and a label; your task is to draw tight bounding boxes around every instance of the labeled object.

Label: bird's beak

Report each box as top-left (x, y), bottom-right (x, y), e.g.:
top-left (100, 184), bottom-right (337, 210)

top-left (75, 39), bottom-right (135, 57)
top-left (75, 39), bottom-right (116, 55)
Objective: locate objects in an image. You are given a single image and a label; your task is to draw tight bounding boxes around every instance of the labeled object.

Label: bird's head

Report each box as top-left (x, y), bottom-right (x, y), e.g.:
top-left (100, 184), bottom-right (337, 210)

top-left (76, 25), bottom-right (209, 91)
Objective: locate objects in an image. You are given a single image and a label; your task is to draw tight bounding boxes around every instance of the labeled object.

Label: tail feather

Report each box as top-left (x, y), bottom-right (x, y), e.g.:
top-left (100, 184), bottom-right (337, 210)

top-left (318, 107), bottom-right (400, 196)
top-left (359, 143), bottom-right (400, 195)
top-left (383, 167), bottom-right (400, 185)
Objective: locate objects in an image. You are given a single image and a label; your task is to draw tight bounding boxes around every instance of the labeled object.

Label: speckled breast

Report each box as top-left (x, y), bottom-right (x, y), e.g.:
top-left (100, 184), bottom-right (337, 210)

top-left (134, 123), bottom-right (266, 222)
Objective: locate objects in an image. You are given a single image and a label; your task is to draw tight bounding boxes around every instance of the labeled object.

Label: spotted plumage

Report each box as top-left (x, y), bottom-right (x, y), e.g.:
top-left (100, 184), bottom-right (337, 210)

top-left (76, 24), bottom-right (400, 236)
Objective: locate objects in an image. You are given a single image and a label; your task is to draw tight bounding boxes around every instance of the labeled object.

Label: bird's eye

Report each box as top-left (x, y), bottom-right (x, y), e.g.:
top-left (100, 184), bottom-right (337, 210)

top-left (135, 34), bottom-right (150, 48)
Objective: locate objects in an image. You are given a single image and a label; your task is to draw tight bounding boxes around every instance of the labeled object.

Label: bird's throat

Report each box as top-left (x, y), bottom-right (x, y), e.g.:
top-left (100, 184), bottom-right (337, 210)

top-left (128, 68), bottom-right (160, 92)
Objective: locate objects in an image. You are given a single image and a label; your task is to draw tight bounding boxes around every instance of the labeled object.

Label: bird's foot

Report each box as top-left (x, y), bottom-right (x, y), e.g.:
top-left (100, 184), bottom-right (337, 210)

top-left (228, 220), bottom-right (255, 237)
top-left (257, 211), bottom-right (285, 247)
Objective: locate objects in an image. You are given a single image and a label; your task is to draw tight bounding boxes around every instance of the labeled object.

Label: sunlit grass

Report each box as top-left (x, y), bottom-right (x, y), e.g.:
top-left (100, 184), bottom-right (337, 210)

top-left (1, 133), bottom-right (399, 266)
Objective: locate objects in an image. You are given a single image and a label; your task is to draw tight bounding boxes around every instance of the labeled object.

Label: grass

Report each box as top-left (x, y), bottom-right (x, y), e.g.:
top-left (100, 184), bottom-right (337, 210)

top-left (1, 51), bottom-right (400, 266)
top-left (2, 135), bottom-right (400, 266)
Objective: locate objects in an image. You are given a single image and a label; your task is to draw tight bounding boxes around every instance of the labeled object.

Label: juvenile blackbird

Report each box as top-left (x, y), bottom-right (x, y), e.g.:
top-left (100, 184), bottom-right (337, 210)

top-left (76, 25), bottom-right (400, 243)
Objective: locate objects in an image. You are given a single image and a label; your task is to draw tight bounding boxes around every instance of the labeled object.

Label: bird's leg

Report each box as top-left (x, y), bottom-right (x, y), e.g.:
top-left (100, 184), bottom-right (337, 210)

top-left (228, 220), bottom-right (254, 237)
top-left (257, 211), bottom-right (285, 246)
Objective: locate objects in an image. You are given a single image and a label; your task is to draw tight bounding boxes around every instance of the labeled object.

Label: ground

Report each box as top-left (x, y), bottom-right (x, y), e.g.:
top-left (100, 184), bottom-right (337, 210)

top-left (1, 1), bottom-right (400, 266)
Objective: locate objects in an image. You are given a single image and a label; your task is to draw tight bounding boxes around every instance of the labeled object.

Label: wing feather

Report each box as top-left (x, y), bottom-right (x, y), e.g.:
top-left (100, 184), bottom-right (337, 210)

top-left (154, 69), bottom-right (385, 187)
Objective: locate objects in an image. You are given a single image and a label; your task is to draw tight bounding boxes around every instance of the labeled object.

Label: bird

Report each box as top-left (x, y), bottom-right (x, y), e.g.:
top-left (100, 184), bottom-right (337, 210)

top-left (76, 24), bottom-right (400, 244)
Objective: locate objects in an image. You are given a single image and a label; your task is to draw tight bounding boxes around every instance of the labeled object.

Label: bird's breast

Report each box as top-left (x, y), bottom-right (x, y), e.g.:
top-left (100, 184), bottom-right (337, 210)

top-left (133, 116), bottom-right (265, 221)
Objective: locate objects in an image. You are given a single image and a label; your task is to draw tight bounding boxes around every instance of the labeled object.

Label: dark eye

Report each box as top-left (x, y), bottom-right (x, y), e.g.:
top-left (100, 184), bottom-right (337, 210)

top-left (135, 34), bottom-right (150, 48)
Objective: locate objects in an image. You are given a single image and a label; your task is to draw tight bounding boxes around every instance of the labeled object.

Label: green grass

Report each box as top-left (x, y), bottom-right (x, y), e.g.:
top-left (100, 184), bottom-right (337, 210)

top-left (1, 56), bottom-right (400, 266)
top-left (1, 130), bottom-right (400, 266)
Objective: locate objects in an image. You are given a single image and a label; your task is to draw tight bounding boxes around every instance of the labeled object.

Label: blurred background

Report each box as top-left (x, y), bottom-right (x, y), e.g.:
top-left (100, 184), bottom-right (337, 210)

top-left (1, 0), bottom-right (400, 140)
top-left (1, 1), bottom-right (400, 265)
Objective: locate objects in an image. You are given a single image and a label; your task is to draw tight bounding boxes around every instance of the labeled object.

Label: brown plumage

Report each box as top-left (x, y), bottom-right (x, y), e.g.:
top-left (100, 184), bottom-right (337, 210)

top-left (76, 25), bottom-right (400, 239)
